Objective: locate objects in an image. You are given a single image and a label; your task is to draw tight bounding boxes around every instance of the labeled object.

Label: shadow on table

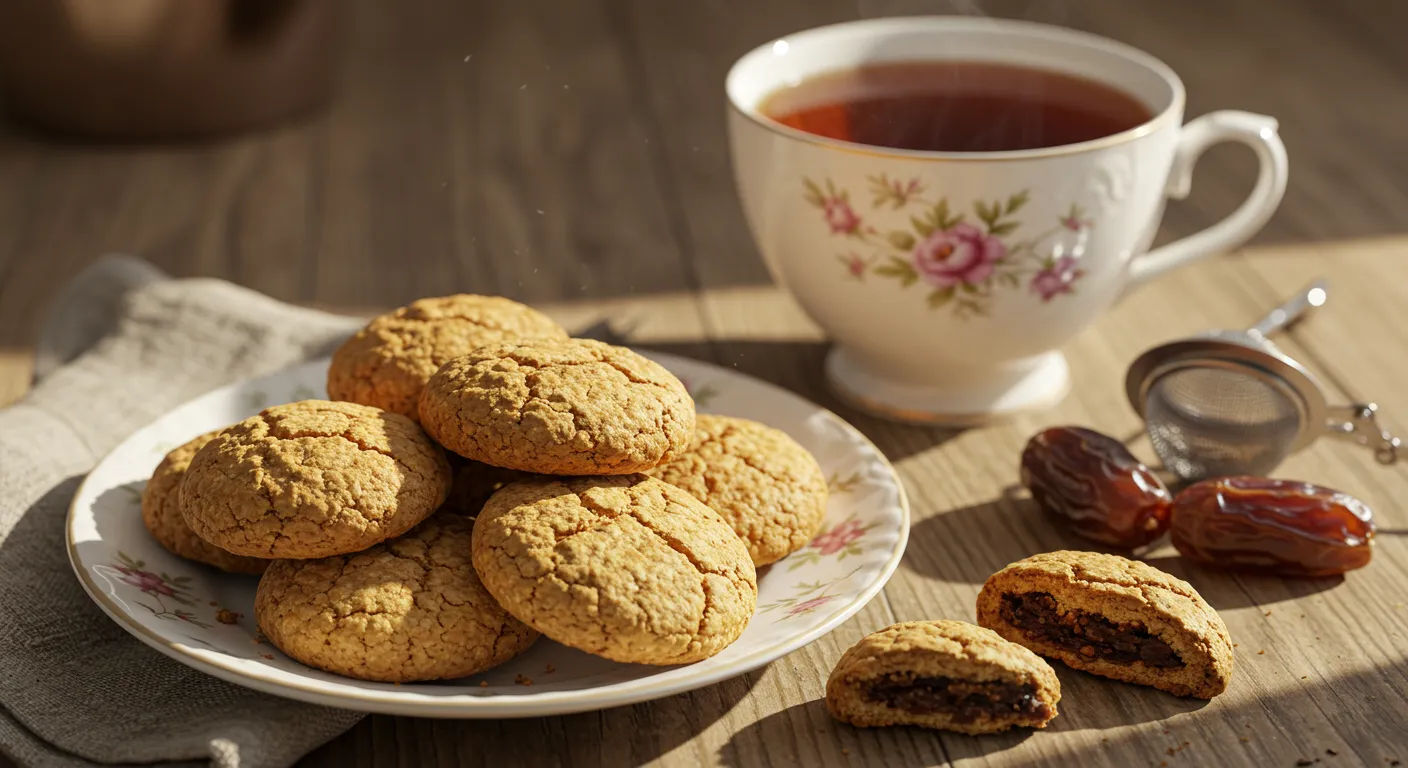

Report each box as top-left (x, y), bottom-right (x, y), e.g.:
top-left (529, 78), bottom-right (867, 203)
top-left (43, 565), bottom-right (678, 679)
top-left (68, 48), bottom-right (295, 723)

top-left (642, 338), bottom-right (962, 464)
top-left (309, 666), bottom-right (764, 767)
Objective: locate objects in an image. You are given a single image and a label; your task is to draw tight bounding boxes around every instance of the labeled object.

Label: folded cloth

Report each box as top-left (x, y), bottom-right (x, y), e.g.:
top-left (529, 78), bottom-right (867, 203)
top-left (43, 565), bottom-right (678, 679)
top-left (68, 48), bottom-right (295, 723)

top-left (0, 256), bottom-right (368, 768)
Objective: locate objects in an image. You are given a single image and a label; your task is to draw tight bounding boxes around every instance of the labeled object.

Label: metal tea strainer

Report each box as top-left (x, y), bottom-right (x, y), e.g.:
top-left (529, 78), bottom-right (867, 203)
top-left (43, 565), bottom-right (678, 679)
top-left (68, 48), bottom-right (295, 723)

top-left (1125, 280), bottom-right (1401, 482)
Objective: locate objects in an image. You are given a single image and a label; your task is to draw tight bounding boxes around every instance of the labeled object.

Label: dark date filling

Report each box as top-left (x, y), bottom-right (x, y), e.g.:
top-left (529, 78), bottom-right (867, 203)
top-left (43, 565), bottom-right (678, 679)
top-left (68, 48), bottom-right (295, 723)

top-left (1001, 592), bottom-right (1185, 668)
top-left (864, 673), bottom-right (1053, 724)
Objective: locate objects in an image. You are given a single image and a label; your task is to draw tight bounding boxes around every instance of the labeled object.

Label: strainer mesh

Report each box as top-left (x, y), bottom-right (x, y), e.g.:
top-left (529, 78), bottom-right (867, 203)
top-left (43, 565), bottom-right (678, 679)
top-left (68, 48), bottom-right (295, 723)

top-left (1145, 366), bottom-right (1302, 481)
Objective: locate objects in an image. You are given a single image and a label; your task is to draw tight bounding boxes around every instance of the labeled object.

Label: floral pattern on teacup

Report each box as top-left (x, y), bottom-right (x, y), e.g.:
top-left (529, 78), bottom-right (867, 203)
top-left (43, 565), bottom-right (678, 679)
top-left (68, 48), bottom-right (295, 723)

top-left (806, 175), bottom-right (1092, 319)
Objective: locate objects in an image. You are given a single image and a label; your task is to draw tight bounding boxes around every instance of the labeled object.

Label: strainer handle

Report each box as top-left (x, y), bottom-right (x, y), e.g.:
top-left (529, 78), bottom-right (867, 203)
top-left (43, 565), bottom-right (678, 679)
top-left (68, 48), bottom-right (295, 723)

top-left (1324, 403), bottom-right (1401, 465)
top-left (1124, 111), bottom-right (1289, 293)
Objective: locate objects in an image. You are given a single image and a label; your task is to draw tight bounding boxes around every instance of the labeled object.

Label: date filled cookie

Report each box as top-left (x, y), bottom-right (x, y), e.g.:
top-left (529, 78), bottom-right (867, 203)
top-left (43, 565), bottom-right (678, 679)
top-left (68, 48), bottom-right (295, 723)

top-left (419, 339), bottom-right (695, 475)
top-left (646, 414), bottom-right (828, 566)
top-left (826, 621), bottom-right (1061, 734)
top-left (976, 551), bottom-right (1233, 698)
top-left (180, 400), bottom-right (452, 559)
top-left (142, 431), bottom-right (268, 575)
top-left (255, 514), bottom-right (537, 682)
top-left (471, 475), bottom-right (756, 665)
top-left (327, 294), bottom-right (568, 421)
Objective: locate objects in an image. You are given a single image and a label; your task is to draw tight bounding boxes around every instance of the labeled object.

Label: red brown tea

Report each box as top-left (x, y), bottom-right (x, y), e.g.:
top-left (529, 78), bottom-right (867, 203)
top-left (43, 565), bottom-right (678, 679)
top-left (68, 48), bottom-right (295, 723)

top-left (760, 61), bottom-right (1152, 152)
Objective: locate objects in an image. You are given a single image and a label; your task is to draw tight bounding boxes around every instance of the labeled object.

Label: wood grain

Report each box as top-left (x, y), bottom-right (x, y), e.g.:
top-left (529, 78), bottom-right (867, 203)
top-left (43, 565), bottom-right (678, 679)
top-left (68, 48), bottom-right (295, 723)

top-left (2, 0), bottom-right (1408, 766)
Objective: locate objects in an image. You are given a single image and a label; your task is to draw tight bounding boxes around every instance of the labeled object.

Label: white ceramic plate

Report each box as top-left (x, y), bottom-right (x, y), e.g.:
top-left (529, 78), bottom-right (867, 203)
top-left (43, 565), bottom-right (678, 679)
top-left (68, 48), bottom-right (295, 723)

top-left (67, 352), bottom-right (909, 718)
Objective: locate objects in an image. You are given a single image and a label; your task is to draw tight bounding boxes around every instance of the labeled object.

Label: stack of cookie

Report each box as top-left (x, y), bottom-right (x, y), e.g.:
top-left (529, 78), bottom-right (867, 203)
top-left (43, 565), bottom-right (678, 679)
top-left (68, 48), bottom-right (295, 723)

top-left (140, 294), bottom-right (830, 683)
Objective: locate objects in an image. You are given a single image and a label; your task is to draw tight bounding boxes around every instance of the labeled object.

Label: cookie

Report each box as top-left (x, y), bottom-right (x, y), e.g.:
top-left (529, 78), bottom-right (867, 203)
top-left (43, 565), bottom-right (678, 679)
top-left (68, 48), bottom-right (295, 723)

top-left (180, 400), bottom-right (452, 559)
top-left (471, 475), bottom-right (756, 665)
top-left (327, 294), bottom-right (568, 421)
top-left (444, 458), bottom-right (535, 517)
top-left (646, 414), bottom-right (828, 566)
top-left (826, 620), bottom-right (1061, 734)
top-left (976, 551), bottom-right (1233, 698)
top-left (141, 431), bottom-right (268, 575)
top-left (255, 514), bottom-right (537, 682)
top-left (419, 338), bottom-right (695, 475)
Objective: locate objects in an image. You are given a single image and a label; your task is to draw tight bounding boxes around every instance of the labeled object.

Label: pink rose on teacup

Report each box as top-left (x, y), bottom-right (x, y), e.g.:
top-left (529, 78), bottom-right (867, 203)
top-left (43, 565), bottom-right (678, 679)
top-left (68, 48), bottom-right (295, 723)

top-left (912, 223), bottom-right (1006, 288)
top-left (1030, 255), bottom-right (1085, 302)
top-left (822, 197), bottom-right (862, 235)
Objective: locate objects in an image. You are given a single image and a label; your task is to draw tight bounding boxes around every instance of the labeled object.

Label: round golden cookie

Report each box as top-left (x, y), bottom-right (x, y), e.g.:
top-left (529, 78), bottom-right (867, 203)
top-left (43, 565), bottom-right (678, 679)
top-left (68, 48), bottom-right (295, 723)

top-left (255, 514), bottom-right (538, 682)
top-left (327, 294), bottom-right (568, 421)
top-left (180, 400), bottom-right (452, 559)
top-left (826, 620), bottom-right (1061, 734)
top-left (471, 475), bottom-right (757, 665)
top-left (646, 414), bottom-right (828, 566)
top-left (419, 338), bottom-right (696, 475)
top-left (142, 431), bottom-right (268, 575)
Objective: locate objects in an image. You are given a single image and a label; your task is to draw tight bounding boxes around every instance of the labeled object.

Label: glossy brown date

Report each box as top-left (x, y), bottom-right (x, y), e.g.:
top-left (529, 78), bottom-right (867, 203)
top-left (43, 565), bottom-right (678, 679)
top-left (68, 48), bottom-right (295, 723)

top-left (1171, 476), bottom-right (1375, 577)
top-left (1020, 426), bottom-right (1172, 548)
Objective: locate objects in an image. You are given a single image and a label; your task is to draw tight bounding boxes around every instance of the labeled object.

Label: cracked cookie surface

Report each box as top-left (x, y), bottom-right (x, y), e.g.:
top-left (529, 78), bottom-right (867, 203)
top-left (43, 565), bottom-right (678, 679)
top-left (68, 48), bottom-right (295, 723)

top-left (142, 431), bottom-right (268, 575)
top-left (327, 294), bottom-right (568, 421)
top-left (826, 620), bottom-right (1061, 734)
top-left (419, 338), bottom-right (695, 475)
top-left (646, 414), bottom-right (828, 566)
top-left (976, 550), bottom-right (1233, 698)
top-left (179, 400), bottom-right (452, 559)
top-left (471, 475), bottom-right (756, 665)
top-left (255, 514), bottom-right (537, 682)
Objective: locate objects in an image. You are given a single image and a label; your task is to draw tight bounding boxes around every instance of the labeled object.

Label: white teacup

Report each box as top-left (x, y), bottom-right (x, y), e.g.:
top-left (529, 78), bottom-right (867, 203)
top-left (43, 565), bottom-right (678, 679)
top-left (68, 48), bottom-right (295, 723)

top-left (726, 17), bottom-right (1288, 424)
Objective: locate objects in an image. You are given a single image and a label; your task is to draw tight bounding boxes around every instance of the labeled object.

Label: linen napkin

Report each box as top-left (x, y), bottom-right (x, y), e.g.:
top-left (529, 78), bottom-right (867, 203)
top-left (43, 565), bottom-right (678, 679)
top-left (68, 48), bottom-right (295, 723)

top-left (0, 256), bottom-right (369, 768)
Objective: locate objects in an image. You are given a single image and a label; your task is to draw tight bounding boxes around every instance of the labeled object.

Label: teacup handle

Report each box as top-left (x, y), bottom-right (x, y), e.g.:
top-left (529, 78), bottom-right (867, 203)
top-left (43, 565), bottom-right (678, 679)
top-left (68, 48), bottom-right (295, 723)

top-left (1125, 110), bottom-right (1289, 291)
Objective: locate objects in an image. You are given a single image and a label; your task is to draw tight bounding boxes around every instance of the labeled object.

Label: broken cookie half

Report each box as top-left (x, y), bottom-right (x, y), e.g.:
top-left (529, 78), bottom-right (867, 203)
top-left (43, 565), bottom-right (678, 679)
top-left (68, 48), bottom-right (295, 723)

top-left (825, 620), bottom-right (1060, 734)
top-left (977, 551), bottom-right (1233, 699)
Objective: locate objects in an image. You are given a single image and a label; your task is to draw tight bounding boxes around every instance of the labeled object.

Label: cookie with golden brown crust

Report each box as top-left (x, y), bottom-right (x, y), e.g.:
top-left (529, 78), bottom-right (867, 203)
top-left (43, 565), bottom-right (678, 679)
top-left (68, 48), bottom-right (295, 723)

top-left (471, 475), bottom-right (756, 665)
top-left (255, 514), bottom-right (538, 682)
top-left (419, 339), bottom-right (695, 475)
top-left (976, 551), bottom-right (1233, 698)
top-left (179, 400), bottom-right (452, 559)
top-left (327, 295), bottom-right (568, 421)
top-left (826, 620), bottom-right (1061, 734)
top-left (142, 431), bottom-right (268, 575)
top-left (646, 414), bottom-right (828, 566)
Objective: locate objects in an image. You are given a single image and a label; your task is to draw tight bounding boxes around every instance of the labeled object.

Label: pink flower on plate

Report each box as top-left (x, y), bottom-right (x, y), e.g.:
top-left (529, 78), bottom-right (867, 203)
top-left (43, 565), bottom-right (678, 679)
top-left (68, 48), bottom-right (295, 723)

top-left (811, 519), bottom-right (867, 555)
top-left (842, 253), bottom-right (868, 279)
top-left (788, 595), bottom-right (836, 616)
top-left (912, 223), bottom-right (1006, 288)
top-left (1030, 256), bottom-right (1086, 302)
top-left (822, 198), bottom-right (862, 235)
top-left (116, 567), bottom-right (174, 597)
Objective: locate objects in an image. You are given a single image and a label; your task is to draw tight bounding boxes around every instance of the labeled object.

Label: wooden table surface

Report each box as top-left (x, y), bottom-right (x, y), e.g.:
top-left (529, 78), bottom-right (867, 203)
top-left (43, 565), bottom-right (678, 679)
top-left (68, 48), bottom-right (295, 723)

top-left (3, 1), bottom-right (1408, 766)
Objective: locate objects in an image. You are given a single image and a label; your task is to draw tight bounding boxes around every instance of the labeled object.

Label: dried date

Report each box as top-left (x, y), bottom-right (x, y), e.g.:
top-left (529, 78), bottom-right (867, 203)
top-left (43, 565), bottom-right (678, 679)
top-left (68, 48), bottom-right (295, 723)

top-left (1170, 476), bottom-right (1375, 577)
top-left (1020, 426), bottom-right (1172, 548)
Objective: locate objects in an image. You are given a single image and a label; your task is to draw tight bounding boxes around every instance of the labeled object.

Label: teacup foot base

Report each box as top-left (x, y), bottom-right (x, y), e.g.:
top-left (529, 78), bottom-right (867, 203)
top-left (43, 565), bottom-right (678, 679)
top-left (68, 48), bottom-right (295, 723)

top-left (825, 348), bottom-right (1071, 427)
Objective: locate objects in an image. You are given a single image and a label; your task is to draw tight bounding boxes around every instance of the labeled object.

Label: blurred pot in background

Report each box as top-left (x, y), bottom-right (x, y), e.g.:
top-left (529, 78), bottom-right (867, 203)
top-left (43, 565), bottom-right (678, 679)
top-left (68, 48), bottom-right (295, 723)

top-left (0, 0), bottom-right (335, 140)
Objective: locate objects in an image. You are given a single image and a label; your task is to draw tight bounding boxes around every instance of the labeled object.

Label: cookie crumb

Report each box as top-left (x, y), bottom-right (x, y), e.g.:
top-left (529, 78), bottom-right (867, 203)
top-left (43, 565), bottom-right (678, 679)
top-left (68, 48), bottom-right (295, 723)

top-left (1167, 748), bottom-right (1176, 756)
top-left (1240, 738), bottom-right (1250, 743)
top-left (1297, 760), bottom-right (1315, 767)
top-left (1265, 610), bottom-right (1273, 616)
top-left (1160, 762), bottom-right (1167, 768)
top-left (215, 609), bottom-right (241, 625)
top-left (515, 674), bottom-right (533, 686)
top-left (479, 681), bottom-right (489, 688)
top-left (260, 653), bottom-right (274, 660)
top-left (842, 748), bottom-right (850, 756)
top-left (1257, 650), bottom-right (1266, 655)
top-left (1327, 750), bottom-right (1338, 756)
top-left (544, 663), bottom-right (556, 674)
top-left (1302, 675), bottom-right (1309, 680)
top-left (1233, 643), bottom-right (1239, 648)
top-left (208, 601), bottom-right (218, 607)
